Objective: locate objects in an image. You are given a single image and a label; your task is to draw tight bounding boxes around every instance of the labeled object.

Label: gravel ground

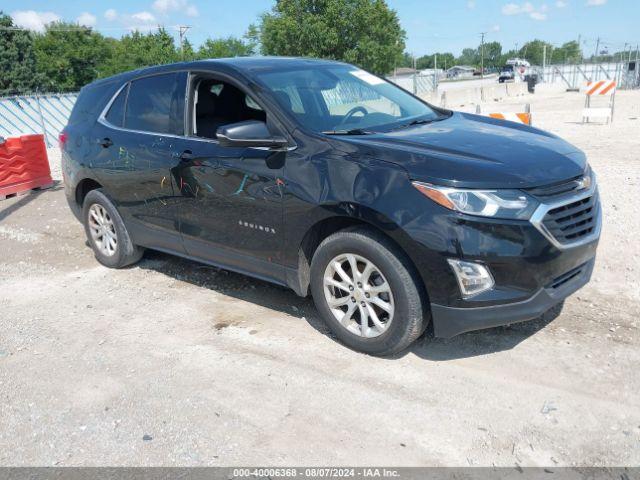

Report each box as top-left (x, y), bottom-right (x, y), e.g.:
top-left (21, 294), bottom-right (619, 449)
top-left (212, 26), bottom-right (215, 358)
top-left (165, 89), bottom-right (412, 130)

top-left (0, 89), bottom-right (639, 467)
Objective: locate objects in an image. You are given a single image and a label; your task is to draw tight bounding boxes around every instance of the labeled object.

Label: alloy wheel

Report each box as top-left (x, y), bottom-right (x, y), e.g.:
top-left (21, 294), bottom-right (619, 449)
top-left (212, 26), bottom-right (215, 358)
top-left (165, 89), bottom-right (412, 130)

top-left (88, 203), bottom-right (118, 257)
top-left (323, 253), bottom-right (395, 338)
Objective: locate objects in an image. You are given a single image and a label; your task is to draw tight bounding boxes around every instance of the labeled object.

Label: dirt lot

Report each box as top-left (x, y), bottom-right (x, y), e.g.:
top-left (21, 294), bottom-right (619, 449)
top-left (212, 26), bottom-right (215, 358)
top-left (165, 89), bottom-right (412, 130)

top-left (1, 89), bottom-right (639, 467)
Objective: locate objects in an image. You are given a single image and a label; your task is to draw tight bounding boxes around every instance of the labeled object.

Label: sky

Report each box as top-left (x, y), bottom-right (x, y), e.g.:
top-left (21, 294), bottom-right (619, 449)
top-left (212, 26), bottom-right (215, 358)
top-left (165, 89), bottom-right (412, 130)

top-left (4, 0), bottom-right (638, 57)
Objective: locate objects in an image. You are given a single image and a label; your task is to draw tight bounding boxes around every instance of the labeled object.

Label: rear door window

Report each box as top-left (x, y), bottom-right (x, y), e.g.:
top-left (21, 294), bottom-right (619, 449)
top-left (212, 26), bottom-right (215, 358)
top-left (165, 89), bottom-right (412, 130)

top-left (124, 72), bottom-right (187, 135)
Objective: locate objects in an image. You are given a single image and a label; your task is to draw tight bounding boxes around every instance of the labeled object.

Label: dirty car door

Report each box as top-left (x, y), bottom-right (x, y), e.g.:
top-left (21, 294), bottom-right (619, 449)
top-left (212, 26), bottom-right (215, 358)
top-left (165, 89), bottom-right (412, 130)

top-left (93, 72), bottom-right (188, 252)
top-left (173, 136), bottom-right (286, 283)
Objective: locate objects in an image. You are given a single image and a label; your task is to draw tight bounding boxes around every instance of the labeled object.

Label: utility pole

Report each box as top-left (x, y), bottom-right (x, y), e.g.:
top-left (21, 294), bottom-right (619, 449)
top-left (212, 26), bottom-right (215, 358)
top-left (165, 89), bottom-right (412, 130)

top-left (178, 25), bottom-right (191, 60)
top-left (434, 53), bottom-right (438, 91)
top-left (577, 34), bottom-right (582, 62)
top-left (594, 37), bottom-right (600, 62)
top-left (542, 44), bottom-right (547, 83)
top-left (480, 32), bottom-right (486, 79)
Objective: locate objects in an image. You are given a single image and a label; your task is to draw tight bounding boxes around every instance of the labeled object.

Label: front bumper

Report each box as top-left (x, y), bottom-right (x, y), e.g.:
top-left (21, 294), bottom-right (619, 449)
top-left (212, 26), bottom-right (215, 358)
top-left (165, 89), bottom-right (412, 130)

top-left (398, 180), bottom-right (601, 338)
top-left (430, 257), bottom-right (595, 337)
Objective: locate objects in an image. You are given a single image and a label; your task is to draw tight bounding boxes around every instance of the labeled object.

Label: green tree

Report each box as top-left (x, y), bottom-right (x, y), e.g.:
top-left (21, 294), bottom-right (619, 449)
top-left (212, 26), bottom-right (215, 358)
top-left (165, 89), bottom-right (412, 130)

top-left (550, 41), bottom-right (582, 64)
top-left (180, 38), bottom-right (197, 61)
top-left (499, 49), bottom-right (519, 66)
top-left (519, 39), bottom-right (553, 66)
top-left (258, 0), bottom-right (405, 75)
top-left (416, 52), bottom-right (455, 70)
top-left (457, 47), bottom-right (479, 66)
top-left (397, 51), bottom-right (414, 68)
top-left (482, 41), bottom-right (502, 68)
top-left (0, 12), bottom-right (43, 94)
top-left (244, 24), bottom-right (261, 56)
top-left (33, 22), bottom-right (110, 91)
top-left (197, 36), bottom-right (255, 59)
top-left (98, 28), bottom-right (179, 77)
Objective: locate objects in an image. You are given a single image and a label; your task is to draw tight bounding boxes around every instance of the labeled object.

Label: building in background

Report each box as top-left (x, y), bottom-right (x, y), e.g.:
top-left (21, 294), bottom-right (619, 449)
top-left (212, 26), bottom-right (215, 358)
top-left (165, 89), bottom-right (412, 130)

top-left (446, 65), bottom-right (475, 79)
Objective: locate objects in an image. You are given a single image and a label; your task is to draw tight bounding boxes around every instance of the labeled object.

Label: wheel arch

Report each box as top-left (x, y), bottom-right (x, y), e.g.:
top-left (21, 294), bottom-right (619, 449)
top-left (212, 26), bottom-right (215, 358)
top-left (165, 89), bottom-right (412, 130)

top-left (75, 177), bottom-right (103, 207)
top-left (289, 207), bottom-right (428, 302)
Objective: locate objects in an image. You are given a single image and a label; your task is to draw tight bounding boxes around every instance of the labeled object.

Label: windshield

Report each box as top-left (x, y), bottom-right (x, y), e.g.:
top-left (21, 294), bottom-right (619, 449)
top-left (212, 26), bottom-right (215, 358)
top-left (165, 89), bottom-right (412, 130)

top-left (254, 65), bottom-right (440, 133)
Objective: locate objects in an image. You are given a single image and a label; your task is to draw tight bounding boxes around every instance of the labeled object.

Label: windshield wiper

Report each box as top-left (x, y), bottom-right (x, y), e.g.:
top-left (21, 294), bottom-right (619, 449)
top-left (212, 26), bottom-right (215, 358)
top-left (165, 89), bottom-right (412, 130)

top-left (393, 114), bottom-right (450, 131)
top-left (322, 128), bottom-right (375, 135)
top-left (393, 118), bottom-right (435, 130)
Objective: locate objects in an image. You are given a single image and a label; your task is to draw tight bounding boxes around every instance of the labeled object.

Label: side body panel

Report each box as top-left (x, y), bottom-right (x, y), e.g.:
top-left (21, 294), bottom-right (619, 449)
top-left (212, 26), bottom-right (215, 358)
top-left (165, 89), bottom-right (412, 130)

top-left (173, 139), bottom-right (287, 284)
top-left (89, 123), bottom-right (185, 253)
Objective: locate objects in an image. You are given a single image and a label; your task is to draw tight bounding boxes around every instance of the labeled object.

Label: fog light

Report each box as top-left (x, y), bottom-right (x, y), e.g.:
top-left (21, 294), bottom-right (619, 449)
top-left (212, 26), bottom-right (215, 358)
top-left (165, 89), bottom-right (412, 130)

top-left (447, 259), bottom-right (495, 298)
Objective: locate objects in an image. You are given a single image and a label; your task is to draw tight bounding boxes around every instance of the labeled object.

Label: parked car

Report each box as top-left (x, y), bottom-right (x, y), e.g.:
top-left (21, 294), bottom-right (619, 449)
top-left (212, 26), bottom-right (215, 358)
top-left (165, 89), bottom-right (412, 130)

top-left (61, 57), bottom-right (601, 356)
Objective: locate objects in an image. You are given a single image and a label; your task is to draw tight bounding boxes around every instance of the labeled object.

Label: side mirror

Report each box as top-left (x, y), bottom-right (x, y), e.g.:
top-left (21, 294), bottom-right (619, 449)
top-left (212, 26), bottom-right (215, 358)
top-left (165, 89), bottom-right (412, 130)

top-left (216, 120), bottom-right (288, 149)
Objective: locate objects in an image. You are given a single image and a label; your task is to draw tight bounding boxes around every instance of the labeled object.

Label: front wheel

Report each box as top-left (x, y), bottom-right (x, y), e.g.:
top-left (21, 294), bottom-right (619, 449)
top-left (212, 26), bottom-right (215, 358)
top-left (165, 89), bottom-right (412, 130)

top-left (310, 227), bottom-right (427, 356)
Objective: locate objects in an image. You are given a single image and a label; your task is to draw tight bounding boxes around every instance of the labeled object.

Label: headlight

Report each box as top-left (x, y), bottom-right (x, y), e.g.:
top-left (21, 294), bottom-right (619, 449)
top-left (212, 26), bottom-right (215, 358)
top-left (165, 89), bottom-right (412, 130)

top-left (412, 182), bottom-right (539, 220)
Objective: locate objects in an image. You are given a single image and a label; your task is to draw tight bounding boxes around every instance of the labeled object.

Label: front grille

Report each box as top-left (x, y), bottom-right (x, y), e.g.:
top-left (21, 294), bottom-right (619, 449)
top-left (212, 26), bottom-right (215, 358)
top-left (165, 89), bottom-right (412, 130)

top-left (527, 175), bottom-right (586, 199)
top-left (541, 193), bottom-right (599, 245)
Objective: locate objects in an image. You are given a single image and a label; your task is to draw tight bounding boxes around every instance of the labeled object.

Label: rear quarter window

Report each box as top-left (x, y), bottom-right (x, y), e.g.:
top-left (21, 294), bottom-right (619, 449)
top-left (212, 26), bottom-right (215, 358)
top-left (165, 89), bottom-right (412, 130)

top-left (68, 81), bottom-right (119, 126)
top-left (104, 84), bottom-right (128, 127)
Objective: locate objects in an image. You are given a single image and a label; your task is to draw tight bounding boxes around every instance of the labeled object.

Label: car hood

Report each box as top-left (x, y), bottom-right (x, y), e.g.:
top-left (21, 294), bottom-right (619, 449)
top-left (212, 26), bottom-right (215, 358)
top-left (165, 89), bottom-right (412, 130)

top-left (332, 112), bottom-right (587, 189)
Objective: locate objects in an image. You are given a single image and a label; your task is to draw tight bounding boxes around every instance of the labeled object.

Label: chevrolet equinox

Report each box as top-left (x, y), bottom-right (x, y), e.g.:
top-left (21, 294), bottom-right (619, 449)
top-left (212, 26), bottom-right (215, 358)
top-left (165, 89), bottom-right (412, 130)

top-left (61, 57), bottom-right (601, 356)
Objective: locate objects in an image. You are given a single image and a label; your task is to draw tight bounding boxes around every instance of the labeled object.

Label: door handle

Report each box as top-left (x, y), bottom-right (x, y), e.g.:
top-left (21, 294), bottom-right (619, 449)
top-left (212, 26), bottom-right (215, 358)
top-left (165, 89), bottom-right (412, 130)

top-left (174, 150), bottom-right (194, 162)
top-left (97, 137), bottom-right (113, 148)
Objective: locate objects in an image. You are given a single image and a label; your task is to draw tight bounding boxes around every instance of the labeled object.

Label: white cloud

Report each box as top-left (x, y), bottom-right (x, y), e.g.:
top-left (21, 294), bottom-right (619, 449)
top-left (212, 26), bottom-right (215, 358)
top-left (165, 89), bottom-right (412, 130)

top-left (11, 10), bottom-right (60, 32)
top-left (555, 0), bottom-right (567, 7)
top-left (122, 11), bottom-right (158, 31)
top-left (185, 5), bottom-right (199, 17)
top-left (104, 9), bottom-right (118, 21)
top-left (76, 12), bottom-right (96, 27)
top-left (131, 11), bottom-right (156, 23)
top-left (529, 11), bottom-right (547, 19)
top-left (152, 0), bottom-right (199, 17)
top-left (467, 0), bottom-right (476, 9)
top-left (586, 0), bottom-right (607, 5)
top-left (153, 0), bottom-right (175, 13)
top-left (491, 24), bottom-right (501, 32)
top-left (502, 2), bottom-right (533, 14)
top-left (501, 2), bottom-right (547, 20)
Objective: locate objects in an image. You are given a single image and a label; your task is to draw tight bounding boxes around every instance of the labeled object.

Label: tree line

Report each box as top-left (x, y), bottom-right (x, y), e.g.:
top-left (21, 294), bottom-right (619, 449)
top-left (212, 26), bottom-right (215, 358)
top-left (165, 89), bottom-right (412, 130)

top-left (0, 0), bottom-right (630, 96)
top-left (398, 39), bottom-right (587, 72)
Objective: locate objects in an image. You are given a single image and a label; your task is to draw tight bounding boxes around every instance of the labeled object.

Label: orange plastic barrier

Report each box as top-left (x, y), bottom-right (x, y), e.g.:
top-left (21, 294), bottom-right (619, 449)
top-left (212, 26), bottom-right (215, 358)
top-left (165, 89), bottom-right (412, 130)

top-left (0, 134), bottom-right (53, 199)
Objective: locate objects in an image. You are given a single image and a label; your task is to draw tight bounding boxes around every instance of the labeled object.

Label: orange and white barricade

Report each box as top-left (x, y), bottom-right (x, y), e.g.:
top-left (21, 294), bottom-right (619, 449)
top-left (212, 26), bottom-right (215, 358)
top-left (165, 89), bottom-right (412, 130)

top-left (475, 104), bottom-right (532, 126)
top-left (582, 80), bottom-right (616, 124)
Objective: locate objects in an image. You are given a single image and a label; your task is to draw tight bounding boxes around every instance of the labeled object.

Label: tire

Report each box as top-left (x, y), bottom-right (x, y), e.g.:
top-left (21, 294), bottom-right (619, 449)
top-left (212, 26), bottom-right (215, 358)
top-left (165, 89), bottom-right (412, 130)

top-left (310, 227), bottom-right (428, 356)
top-left (82, 189), bottom-right (144, 268)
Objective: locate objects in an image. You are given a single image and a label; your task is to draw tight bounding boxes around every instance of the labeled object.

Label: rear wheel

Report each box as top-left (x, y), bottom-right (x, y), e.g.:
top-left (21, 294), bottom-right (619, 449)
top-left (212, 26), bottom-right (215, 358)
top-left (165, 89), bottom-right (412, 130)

top-left (82, 189), bottom-right (143, 268)
top-left (310, 227), bottom-right (427, 356)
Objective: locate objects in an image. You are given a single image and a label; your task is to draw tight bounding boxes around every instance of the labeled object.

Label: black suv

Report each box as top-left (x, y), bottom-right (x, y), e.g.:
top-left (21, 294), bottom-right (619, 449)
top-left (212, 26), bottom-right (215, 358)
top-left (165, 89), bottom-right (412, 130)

top-left (61, 57), bottom-right (601, 356)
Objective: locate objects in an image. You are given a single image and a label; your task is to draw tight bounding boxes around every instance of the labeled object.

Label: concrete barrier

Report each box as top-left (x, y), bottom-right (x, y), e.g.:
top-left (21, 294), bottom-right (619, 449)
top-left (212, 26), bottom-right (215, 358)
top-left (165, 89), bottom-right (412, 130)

top-left (440, 87), bottom-right (482, 108)
top-left (506, 82), bottom-right (528, 97)
top-left (481, 84), bottom-right (508, 102)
